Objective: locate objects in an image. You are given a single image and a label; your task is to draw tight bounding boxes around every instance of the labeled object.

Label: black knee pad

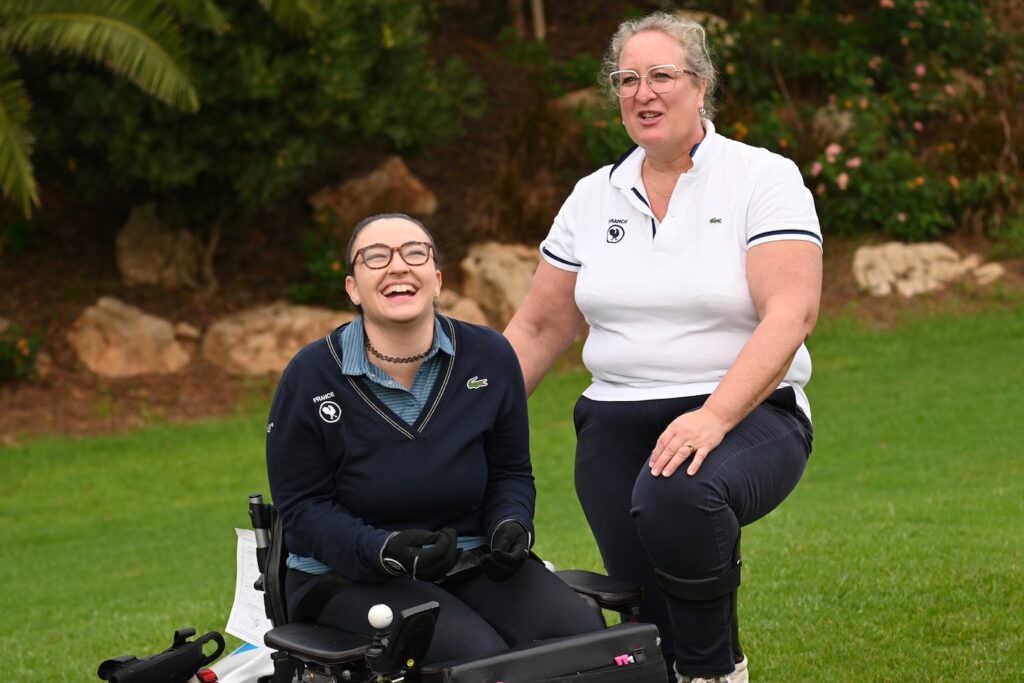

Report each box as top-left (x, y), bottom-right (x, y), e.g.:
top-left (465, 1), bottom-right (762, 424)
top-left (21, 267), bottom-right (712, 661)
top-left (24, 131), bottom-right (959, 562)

top-left (654, 541), bottom-right (744, 662)
top-left (653, 555), bottom-right (740, 602)
top-left (653, 528), bottom-right (742, 603)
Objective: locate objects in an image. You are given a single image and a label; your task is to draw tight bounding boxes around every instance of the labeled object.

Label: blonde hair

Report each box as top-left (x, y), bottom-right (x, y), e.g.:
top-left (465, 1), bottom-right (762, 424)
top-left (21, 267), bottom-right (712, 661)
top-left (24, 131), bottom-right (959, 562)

top-left (600, 11), bottom-right (719, 120)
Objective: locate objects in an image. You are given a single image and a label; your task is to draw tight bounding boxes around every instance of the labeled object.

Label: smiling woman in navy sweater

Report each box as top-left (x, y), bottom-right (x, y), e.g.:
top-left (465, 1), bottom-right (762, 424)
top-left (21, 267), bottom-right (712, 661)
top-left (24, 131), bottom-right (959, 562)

top-left (266, 213), bottom-right (603, 665)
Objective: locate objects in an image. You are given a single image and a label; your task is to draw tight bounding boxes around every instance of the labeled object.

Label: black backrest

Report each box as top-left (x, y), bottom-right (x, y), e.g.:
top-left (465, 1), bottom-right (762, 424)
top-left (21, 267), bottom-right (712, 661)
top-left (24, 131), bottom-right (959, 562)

top-left (248, 494), bottom-right (290, 627)
top-left (265, 506), bottom-right (290, 626)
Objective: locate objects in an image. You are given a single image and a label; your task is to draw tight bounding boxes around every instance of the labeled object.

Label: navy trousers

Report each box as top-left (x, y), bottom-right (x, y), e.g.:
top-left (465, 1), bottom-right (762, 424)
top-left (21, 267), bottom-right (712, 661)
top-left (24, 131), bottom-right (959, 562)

top-left (573, 387), bottom-right (813, 678)
top-left (286, 556), bottom-right (604, 665)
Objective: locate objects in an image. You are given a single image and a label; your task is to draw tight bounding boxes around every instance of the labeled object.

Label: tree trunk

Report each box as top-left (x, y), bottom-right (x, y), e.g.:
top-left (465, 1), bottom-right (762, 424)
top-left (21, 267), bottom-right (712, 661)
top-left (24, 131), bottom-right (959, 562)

top-left (530, 0), bottom-right (546, 41)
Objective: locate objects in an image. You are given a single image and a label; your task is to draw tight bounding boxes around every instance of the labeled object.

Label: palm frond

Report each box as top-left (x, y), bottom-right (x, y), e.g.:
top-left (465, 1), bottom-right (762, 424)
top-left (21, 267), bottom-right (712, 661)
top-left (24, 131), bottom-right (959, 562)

top-left (0, 57), bottom-right (38, 217)
top-left (162, 0), bottom-right (229, 35)
top-left (0, 0), bottom-right (199, 112)
top-left (258, 0), bottom-right (323, 35)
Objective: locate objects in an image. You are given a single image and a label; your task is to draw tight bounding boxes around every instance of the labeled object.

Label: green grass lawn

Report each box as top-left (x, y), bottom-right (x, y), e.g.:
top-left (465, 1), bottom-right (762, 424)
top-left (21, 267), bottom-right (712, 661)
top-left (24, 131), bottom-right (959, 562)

top-left (2, 307), bottom-right (1022, 681)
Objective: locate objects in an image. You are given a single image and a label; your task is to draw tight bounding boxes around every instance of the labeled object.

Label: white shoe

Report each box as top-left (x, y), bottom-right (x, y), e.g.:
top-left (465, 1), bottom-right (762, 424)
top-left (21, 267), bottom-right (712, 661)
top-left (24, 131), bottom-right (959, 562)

top-left (675, 655), bottom-right (748, 683)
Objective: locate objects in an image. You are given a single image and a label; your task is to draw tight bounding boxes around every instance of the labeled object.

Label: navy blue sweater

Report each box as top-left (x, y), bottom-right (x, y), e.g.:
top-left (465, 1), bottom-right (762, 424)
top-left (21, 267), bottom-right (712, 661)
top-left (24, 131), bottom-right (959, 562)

top-left (266, 316), bottom-right (535, 582)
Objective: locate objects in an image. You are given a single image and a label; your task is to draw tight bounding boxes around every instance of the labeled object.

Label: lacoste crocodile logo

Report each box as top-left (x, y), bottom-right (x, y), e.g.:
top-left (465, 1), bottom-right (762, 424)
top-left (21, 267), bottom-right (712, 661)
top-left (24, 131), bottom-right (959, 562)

top-left (466, 376), bottom-right (489, 390)
top-left (709, 217), bottom-right (723, 223)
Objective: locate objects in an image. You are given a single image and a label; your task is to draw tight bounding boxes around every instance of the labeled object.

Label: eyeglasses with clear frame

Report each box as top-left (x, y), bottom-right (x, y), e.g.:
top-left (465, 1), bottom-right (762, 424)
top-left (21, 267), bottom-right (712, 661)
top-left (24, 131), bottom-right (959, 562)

top-left (609, 64), bottom-right (697, 98)
top-left (353, 241), bottom-right (434, 269)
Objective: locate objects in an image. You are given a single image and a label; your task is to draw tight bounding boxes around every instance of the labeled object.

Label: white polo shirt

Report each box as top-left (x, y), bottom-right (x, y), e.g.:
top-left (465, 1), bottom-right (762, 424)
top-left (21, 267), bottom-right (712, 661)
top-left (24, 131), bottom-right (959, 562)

top-left (540, 121), bottom-right (822, 418)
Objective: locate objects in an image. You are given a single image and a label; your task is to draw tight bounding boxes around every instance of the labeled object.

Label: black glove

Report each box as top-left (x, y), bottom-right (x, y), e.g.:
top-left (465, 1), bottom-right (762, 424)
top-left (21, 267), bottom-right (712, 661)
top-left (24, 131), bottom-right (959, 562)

top-left (480, 520), bottom-right (531, 582)
top-left (380, 528), bottom-right (460, 580)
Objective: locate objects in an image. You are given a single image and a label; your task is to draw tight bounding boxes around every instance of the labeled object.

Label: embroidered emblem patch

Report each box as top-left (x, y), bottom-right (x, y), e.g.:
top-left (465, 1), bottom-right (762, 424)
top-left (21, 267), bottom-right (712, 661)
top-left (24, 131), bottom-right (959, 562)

top-left (318, 401), bottom-right (341, 423)
top-left (606, 225), bottom-right (625, 243)
top-left (467, 376), bottom-right (489, 390)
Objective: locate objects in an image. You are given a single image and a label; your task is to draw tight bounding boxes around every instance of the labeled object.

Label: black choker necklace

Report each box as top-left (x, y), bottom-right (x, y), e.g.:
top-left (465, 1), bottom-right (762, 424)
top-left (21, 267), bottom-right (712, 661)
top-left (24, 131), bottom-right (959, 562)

top-left (365, 337), bottom-right (431, 364)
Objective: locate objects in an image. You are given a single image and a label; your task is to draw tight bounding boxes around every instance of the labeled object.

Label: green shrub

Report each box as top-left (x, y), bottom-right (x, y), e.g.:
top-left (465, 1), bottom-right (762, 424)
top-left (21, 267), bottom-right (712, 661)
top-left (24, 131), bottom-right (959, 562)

top-left (0, 214), bottom-right (42, 255)
top-left (0, 323), bottom-right (39, 384)
top-left (988, 211), bottom-right (1024, 260)
top-left (26, 0), bottom-right (485, 228)
top-left (576, 105), bottom-right (634, 169)
top-left (574, 0), bottom-right (1024, 241)
top-left (497, 26), bottom-right (602, 97)
top-left (285, 219), bottom-right (349, 309)
top-left (713, 0), bottom-right (1023, 241)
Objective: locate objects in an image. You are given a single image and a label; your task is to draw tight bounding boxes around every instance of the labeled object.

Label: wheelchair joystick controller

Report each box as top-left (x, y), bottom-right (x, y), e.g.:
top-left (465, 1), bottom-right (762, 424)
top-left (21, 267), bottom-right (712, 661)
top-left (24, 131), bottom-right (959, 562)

top-left (364, 604), bottom-right (394, 676)
top-left (368, 604), bottom-right (393, 631)
top-left (364, 601), bottom-right (440, 679)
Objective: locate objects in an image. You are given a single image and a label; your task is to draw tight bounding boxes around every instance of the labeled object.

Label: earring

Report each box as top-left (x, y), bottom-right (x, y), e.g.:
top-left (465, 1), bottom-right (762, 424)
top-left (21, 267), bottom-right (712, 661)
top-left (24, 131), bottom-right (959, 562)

top-left (699, 106), bottom-right (707, 119)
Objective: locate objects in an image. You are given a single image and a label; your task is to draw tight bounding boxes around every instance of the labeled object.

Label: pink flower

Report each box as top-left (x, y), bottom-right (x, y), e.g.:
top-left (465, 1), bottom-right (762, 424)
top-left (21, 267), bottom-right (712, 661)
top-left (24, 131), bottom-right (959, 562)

top-left (846, 157), bottom-right (862, 169)
top-left (880, 0), bottom-right (895, 8)
top-left (837, 172), bottom-right (850, 191)
top-left (868, 56), bottom-right (883, 71)
top-left (909, 82), bottom-right (921, 92)
top-left (897, 212), bottom-right (907, 223)
top-left (913, 121), bottom-right (924, 131)
top-left (944, 83), bottom-right (956, 97)
top-left (811, 161), bottom-right (823, 177)
top-left (815, 183), bottom-right (826, 196)
top-left (825, 143), bottom-right (842, 163)
top-left (915, 63), bottom-right (927, 78)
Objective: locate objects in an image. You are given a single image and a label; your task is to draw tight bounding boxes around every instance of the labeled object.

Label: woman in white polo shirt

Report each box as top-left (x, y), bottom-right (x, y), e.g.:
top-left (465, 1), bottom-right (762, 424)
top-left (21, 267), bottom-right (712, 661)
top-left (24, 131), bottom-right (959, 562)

top-left (505, 11), bottom-right (822, 683)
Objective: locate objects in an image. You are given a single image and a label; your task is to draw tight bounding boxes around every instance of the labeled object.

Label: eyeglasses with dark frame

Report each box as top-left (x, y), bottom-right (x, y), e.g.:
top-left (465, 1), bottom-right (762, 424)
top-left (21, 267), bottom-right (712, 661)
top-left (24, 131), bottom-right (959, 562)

top-left (353, 241), bottom-right (434, 270)
top-left (609, 64), bottom-right (697, 98)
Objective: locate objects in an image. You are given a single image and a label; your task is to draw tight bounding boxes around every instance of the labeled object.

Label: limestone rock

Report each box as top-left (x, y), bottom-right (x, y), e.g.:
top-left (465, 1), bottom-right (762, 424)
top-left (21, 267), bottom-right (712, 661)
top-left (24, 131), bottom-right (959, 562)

top-left (674, 9), bottom-right (729, 35)
top-left (309, 156), bottom-right (438, 235)
top-left (460, 243), bottom-right (539, 328)
top-left (115, 203), bottom-right (201, 289)
top-left (174, 322), bottom-right (202, 340)
top-left (67, 297), bottom-right (191, 377)
top-left (34, 351), bottom-right (53, 379)
top-left (811, 105), bottom-right (855, 147)
top-left (852, 242), bottom-right (1001, 297)
top-left (549, 87), bottom-right (603, 112)
top-left (439, 290), bottom-right (490, 327)
top-left (974, 262), bottom-right (1006, 286)
top-left (202, 302), bottom-right (354, 376)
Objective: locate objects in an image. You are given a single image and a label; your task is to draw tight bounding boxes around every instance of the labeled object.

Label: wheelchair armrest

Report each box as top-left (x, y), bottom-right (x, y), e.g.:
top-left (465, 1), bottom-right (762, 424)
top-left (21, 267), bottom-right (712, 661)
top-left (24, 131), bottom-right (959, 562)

top-left (263, 623), bottom-right (371, 665)
top-left (556, 569), bottom-right (643, 613)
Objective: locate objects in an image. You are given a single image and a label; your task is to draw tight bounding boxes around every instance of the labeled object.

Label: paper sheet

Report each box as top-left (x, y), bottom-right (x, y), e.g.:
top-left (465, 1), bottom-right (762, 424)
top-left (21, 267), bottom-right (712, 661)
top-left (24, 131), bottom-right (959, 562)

top-left (225, 528), bottom-right (274, 647)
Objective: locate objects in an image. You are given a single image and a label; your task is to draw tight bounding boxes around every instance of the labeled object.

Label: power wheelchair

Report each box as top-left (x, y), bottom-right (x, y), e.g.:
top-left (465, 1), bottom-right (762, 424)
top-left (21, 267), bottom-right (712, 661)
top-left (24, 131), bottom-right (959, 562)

top-left (247, 493), bottom-right (670, 683)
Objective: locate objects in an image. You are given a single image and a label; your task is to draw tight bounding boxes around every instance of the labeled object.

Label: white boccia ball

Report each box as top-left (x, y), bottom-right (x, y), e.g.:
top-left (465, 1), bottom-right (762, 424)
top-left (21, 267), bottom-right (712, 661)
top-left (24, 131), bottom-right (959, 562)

top-left (367, 603), bottom-right (393, 630)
